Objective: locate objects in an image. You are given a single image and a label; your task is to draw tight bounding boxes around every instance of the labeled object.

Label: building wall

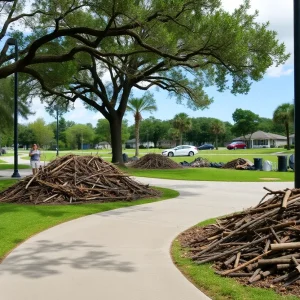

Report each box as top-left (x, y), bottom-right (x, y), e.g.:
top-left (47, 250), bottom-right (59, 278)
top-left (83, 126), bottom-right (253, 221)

top-left (275, 140), bottom-right (287, 147)
top-left (251, 139), bottom-right (286, 148)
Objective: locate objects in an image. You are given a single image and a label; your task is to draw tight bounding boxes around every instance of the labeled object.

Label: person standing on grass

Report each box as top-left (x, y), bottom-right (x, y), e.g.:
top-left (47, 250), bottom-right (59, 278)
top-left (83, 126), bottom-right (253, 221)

top-left (29, 144), bottom-right (41, 175)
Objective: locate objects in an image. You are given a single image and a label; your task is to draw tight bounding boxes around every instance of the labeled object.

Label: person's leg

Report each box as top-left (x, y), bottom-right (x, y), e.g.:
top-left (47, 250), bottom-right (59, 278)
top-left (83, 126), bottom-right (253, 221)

top-left (31, 161), bottom-right (38, 175)
top-left (31, 161), bottom-right (35, 175)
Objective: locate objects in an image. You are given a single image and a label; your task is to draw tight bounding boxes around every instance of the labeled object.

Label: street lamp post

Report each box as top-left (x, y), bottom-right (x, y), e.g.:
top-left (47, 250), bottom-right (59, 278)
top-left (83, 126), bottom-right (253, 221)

top-left (146, 131), bottom-right (149, 150)
top-left (7, 38), bottom-right (20, 178)
top-left (294, 1), bottom-right (300, 188)
top-left (55, 105), bottom-right (59, 156)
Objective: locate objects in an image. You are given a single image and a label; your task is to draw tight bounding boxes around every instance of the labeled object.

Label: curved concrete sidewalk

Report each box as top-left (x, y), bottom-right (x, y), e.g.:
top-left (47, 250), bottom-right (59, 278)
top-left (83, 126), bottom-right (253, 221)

top-left (0, 178), bottom-right (293, 300)
top-left (0, 154), bottom-right (31, 165)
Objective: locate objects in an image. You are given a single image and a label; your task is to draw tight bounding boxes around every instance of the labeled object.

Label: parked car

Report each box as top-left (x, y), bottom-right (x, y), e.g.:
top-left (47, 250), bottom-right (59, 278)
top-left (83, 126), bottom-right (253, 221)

top-left (162, 145), bottom-right (198, 157)
top-left (227, 141), bottom-right (247, 150)
top-left (198, 144), bottom-right (214, 150)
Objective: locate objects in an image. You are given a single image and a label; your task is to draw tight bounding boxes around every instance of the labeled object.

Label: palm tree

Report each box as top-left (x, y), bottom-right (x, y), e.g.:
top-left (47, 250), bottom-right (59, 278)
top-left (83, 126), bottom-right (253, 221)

top-left (273, 103), bottom-right (294, 150)
top-left (173, 113), bottom-right (192, 145)
top-left (209, 120), bottom-right (225, 150)
top-left (127, 93), bottom-right (157, 157)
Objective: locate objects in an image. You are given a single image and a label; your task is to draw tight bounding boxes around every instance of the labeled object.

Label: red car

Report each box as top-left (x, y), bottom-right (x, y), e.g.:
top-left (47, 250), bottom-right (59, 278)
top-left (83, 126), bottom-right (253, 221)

top-left (227, 141), bottom-right (247, 150)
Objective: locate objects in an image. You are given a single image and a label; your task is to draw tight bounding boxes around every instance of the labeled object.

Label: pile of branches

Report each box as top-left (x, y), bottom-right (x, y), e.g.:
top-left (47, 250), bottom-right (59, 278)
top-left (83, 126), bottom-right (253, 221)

top-left (180, 187), bottom-right (300, 291)
top-left (0, 155), bottom-right (160, 205)
top-left (222, 158), bottom-right (254, 170)
top-left (190, 157), bottom-right (210, 167)
top-left (130, 153), bottom-right (182, 169)
top-left (180, 157), bottom-right (210, 167)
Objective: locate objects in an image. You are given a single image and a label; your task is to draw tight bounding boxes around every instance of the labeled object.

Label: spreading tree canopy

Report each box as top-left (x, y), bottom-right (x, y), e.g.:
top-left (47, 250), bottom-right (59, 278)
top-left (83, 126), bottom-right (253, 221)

top-left (232, 108), bottom-right (260, 146)
top-left (1, 0), bottom-right (290, 162)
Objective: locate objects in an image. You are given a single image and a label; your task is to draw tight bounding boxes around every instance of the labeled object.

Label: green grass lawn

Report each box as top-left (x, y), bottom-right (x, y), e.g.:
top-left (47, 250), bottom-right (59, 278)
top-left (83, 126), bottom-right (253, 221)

top-left (9, 148), bottom-right (294, 182)
top-left (172, 218), bottom-right (298, 300)
top-left (0, 159), bottom-right (6, 163)
top-left (17, 148), bottom-right (294, 166)
top-left (0, 180), bottom-right (17, 190)
top-left (0, 164), bottom-right (31, 170)
top-left (122, 167), bottom-right (293, 182)
top-left (171, 154), bottom-right (285, 164)
top-left (0, 180), bottom-right (179, 261)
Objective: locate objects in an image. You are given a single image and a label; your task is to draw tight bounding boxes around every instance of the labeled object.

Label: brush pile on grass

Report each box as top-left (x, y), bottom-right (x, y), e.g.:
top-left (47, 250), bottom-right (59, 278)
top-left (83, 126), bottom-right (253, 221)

top-left (179, 187), bottom-right (300, 295)
top-left (130, 153), bottom-right (182, 169)
top-left (0, 155), bottom-right (160, 205)
top-left (222, 158), bottom-right (254, 170)
top-left (189, 157), bottom-right (210, 167)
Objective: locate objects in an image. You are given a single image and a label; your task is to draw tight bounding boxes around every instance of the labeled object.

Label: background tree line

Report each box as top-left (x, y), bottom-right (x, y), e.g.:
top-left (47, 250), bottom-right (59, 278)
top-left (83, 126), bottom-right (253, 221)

top-left (2, 105), bottom-right (290, 151)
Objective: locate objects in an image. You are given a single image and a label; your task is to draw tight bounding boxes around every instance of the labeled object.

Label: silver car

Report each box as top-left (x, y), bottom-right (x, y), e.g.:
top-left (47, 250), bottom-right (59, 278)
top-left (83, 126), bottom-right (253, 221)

top-left (162, 145), bottom-right (198, 157)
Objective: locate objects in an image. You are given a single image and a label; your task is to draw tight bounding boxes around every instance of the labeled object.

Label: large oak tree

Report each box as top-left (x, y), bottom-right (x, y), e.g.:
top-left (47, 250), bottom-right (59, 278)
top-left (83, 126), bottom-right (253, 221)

top-left (2, 0), bottom-right (289, 162)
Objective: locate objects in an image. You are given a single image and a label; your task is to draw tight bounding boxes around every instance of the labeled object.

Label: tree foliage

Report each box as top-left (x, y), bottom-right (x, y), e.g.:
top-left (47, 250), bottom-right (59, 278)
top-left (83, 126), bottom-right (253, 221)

top-left (232, 108), bottom-right (260, 142)
top-left (0, 0), bottom-right (290, 161)
top-left (95, 118), bottom-right (130, 146)
top-left (273, 103), bottom-right (294, 149)
top-left (139, 117), bottom-right (171, 148)
top-left (127, 92), bottom-right (157, 156)
top-left (172, 113), bottom-right (192, 145)
top-left (0, 77), bottom-right (32, 133)
top-left (28, 118), bottom-right (54, 148)
top-left (65, 123), bottom-right (95, 149)
top-left (209, 119), bottom-right (225, 149)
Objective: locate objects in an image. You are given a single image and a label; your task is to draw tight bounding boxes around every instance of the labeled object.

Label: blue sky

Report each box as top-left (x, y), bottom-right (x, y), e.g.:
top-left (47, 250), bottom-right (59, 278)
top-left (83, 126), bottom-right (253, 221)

top-left (21, 0), bottom-right (294, 126)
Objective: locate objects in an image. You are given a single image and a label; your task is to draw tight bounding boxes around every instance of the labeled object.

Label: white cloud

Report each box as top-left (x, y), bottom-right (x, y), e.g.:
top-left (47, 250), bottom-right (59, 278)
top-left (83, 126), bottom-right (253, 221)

top-left (222, 0), bottom-right (294, 78)
top-left (19, 97), bottom-right (52, 124)
top-left (64, 100), bottom-right (104, 125)
top-left (267, 65), bottom-right (293, 78)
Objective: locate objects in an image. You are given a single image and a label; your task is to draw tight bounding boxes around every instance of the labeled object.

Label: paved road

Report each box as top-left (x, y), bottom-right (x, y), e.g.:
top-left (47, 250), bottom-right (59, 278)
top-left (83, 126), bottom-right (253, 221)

top-left (0, 177), bottom-right (294, 300)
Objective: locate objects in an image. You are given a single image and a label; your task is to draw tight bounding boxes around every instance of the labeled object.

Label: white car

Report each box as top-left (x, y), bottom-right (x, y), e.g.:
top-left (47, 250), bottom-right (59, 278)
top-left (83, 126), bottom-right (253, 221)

top-left (162, 145), bottom-right (198, 157)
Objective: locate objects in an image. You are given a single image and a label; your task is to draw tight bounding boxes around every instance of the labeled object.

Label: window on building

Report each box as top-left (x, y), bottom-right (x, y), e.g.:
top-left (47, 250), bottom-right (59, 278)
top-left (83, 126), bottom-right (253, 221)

top-left (253, 139), bottom-right (268, 146)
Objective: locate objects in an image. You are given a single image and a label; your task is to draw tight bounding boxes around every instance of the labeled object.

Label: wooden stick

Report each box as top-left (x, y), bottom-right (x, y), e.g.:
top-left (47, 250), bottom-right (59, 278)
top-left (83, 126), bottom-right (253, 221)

top-left (234, 252), bottom-right (241, 268)
top-left (264, 239), bottom-right (271, 253)
top-left (221, 251), bottom-right (272, 276)
top-left (43, 194), bottom-right (58, 203)
top-left (248, 268), bottom-right (261, 283)
top-left (270, 227), bottom-right (281, 243)
top-left (25, 173), bottom-right (39, 189)
top-left (271, 242), bottom-right (300, 251)
top-left (259, 258), bottom-right (300, 265)
top-left (282, 190), bottom-right (292, 208)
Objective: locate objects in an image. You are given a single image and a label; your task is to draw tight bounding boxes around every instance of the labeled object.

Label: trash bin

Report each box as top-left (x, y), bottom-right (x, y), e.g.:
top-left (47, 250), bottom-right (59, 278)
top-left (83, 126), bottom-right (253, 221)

top-left (289, 154), bottom-right (294, 171)
top-left (277, 155), bottom-right (287, 172)
top-left (122, 153), bottom-right (128, 163)
top-left (253, 158), bottom-right (263, 170)
top-left (262, 160), bottom-right (272, 171)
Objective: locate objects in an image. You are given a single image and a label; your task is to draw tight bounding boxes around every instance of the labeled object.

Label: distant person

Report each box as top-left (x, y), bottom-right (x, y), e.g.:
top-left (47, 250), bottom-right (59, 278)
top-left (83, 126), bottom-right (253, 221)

top-left (29, 144), bottom-right (41, 175)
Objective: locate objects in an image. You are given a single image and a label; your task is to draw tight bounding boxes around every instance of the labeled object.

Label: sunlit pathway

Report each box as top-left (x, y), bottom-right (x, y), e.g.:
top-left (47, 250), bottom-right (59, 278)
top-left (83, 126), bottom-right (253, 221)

top-left (0, 178), bottom-right (293, 300)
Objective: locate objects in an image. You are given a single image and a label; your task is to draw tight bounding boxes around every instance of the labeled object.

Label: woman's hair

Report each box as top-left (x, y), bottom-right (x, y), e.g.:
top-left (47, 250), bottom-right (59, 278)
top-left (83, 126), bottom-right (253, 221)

top-left (32, 144), bottom-right (38, 149)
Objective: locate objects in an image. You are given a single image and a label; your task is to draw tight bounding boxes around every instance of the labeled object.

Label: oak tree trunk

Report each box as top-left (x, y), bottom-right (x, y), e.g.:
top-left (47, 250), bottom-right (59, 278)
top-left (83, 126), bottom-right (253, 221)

top-left (109, 117), bottom-right (123, 164)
